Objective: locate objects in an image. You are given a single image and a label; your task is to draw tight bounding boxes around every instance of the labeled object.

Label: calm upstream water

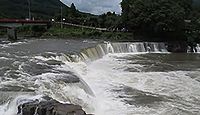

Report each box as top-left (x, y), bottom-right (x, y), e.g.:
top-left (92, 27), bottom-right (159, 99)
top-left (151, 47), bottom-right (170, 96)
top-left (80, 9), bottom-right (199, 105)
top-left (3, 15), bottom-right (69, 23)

top-left (0, 38), bottom-right (200, 115)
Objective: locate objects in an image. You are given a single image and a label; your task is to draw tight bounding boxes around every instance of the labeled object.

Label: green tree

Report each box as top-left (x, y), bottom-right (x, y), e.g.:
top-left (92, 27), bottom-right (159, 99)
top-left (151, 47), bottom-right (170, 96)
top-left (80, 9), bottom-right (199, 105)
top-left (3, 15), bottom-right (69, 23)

top-left (70, 3), bottom-right (76, 11)
top-left (98, 12), bottom-right (122, 30)
top-left (121, 0), bottom-right (193, 40)
top-left (184, 0), bottom-right (200, 44)
top-left (70, 3), bottom-right (78, 17)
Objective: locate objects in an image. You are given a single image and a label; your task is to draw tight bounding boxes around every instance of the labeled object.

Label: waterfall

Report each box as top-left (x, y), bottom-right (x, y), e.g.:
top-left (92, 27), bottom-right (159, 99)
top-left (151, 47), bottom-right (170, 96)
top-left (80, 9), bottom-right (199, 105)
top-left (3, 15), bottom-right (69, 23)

top-left (106, 42), bottom-right (115, 53)
top-left (128, 44), bottom-right (137, 52)
top-left (54, 42), bottom-right (168, 63)
top-left (187, 44), bottom-right (200, 53)
top-left (147, 42), bottom-right (168, 52)
top-left (196, 44), bottom-right (200, 53)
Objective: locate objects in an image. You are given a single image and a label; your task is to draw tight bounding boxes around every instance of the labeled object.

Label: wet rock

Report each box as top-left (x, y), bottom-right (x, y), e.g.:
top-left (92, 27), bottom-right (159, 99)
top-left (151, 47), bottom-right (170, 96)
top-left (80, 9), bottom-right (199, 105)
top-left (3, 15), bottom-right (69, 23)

top-left (55, 74), bottom-right (80, 83)
top-left (18, 98), bottom-right (90, 115)
top-left (41, 52), bottom-right (58, 58)
top-left (0, 85), bottom-right (34, 92)
top-left (45, 60), bottom-right (64, 66)
top-left (22, 62), bottom-right (53, 75)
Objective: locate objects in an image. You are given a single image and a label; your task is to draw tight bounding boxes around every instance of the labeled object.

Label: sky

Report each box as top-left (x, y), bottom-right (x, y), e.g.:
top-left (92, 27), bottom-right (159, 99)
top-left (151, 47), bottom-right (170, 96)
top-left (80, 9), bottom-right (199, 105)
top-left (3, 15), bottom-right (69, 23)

top-left (61, 0), bottom-right (122, 15)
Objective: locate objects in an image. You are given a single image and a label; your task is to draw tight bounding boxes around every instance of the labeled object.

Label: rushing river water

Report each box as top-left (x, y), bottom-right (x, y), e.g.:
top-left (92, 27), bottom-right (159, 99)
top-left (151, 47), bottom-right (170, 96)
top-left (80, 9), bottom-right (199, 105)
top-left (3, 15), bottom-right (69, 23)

top-left (0, 39), bottom-right (200, 115)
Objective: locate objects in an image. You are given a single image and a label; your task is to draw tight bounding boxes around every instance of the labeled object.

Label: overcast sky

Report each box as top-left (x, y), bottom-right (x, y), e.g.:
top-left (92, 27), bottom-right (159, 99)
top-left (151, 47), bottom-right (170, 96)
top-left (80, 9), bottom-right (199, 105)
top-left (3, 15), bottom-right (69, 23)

top-left (61, 0), bottom-right (122, 15)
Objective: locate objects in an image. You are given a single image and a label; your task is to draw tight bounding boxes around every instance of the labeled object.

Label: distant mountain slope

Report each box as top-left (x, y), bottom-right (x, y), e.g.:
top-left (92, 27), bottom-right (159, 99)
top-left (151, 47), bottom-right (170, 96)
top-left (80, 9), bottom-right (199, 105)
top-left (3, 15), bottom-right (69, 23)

top-left (0, 0), bottom-right (67, 19)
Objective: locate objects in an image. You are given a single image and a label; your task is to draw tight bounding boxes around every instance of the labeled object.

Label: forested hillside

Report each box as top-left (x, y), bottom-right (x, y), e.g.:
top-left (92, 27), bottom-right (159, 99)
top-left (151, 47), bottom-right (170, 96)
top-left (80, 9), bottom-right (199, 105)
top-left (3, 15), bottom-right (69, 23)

top-left (0, 0), bottom-right (67, 19)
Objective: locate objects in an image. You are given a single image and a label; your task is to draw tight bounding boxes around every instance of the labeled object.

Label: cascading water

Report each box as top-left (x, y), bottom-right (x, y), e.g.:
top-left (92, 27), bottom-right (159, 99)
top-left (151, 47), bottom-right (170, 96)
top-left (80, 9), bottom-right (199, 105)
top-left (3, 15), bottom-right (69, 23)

top-left (85, 42), bottom-right (167, 59)
top-left (128, 44), bottom-right (137, 52)
top-left (106, 42), bottom-right (115, 54)
top-left (196, 44), bottom-right (200, 53)
top-left (0, 39), bottom-right (200, 115)
top-left (187, 44), bottom-right (200, 53)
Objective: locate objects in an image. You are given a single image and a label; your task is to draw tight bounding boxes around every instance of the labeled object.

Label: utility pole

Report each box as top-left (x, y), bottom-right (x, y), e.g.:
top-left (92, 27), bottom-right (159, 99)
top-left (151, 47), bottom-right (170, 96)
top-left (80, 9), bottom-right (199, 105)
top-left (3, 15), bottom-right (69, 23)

top-left (61, 6), bottom-right (63, 29)
top-left (27, 0), bottom-right (31, 20)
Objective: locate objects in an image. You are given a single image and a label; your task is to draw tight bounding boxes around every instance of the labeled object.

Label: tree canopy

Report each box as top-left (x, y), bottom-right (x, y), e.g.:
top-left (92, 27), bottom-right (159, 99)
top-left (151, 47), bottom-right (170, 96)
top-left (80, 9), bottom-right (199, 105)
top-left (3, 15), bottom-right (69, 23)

top-left (121, 0), bottom-right (193, 40)
top-left (70, 3), bottom-right (76, 11)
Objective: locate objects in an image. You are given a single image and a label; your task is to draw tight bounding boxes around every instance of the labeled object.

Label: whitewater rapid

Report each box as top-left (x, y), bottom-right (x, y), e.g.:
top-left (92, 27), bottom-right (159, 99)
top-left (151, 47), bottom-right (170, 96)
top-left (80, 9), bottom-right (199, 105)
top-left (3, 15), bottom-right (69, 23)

top-left (68, 53), bottom-right (200, 115)
top-left (0, 39), bottom-right (200, 115)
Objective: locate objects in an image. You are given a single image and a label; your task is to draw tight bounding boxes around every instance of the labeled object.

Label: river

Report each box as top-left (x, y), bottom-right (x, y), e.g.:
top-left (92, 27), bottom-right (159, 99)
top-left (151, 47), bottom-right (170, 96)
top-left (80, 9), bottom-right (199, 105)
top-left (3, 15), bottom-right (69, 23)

top-left (0, 39), bottom-right (200, 115)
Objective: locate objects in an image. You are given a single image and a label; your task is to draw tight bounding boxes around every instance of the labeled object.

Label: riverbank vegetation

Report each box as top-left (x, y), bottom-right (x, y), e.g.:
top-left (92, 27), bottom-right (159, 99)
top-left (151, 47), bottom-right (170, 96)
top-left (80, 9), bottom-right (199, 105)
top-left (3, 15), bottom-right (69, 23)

top-left (0, 29), bottom-right (6, 36)
top-left (121, 0), bottom-right (200, 43)
top-left (0, 24), bottom-right (132, 41)
top-left (53, 0), bottom-right (200, 44)
top-left (42, 25), bottom-right (133, 41)
top-left (0, 0), bottom-right (200, 45)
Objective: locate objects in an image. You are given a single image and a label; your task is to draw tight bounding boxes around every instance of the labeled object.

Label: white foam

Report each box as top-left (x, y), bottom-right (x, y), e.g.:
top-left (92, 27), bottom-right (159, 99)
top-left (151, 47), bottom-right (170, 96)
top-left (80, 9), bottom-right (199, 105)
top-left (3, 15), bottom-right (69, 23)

top-left (0, 42), bottom-right (199, 115)
top-left (69, 53), bottom-right (200, 115)
top-left (0, 41), bottom-right (28, 49)
top-left (0, 95), bottom-right (43, 115)
top-left (0, 57), bottom-right (10, 60)
top-left (32, 72), bottom-right (95, 113)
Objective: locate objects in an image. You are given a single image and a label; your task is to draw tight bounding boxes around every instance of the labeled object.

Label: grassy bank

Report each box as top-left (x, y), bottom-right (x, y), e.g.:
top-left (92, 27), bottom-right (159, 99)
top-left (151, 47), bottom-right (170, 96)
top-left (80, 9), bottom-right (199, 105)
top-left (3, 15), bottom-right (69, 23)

top-left (0, 26), bottom-right (47, 38)
top-left (0, 29), bottom-right (6, 37)
top-left (42, 25), bottom-right (133, 41)
top-left (0, 25), bottom-right (134, 41)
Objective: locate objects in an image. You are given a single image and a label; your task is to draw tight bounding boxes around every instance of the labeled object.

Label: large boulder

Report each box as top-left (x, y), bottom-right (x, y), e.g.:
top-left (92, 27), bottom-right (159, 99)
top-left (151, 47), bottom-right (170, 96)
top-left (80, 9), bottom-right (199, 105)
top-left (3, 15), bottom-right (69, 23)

top-left (17, 98), bottom-right (90, 115)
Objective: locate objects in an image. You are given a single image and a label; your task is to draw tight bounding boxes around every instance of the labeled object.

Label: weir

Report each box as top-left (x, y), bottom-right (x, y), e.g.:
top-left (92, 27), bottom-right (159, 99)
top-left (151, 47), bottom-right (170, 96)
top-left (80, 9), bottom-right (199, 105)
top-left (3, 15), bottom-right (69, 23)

top-left (53, 42), bottom-right (169, 63)
top-left (53, 42), bottom-right (200, 63)
top-left (197, 44), bottom-right (200, 52)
